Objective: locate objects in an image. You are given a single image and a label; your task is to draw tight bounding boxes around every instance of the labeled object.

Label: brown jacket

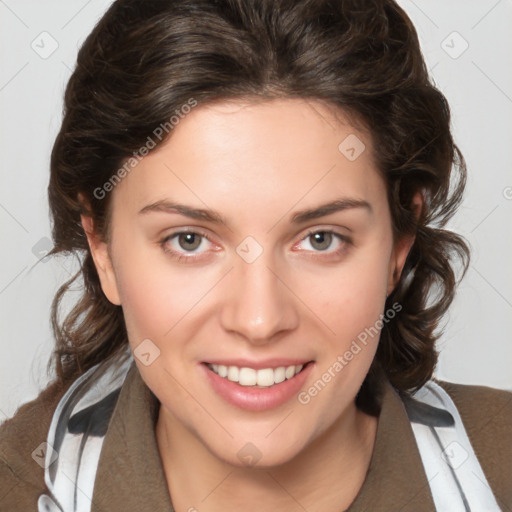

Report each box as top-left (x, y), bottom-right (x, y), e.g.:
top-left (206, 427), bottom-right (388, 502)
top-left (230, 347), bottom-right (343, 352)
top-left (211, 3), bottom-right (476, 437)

top-left (1, 361), bottom-right (511, 511)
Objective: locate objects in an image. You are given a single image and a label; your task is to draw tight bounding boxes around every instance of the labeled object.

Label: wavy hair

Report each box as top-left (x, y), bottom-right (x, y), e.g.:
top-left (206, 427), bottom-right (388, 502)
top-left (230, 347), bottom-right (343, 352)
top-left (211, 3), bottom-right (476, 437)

top-left (47, 0), bottom-right (470, 410)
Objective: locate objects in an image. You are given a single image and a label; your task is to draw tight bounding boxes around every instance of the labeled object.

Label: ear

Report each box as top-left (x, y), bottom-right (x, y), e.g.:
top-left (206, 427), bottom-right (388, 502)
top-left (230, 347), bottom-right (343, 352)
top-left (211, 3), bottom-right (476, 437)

top-left (80, 212), bottom-right (122, 306)
top-left (386, 191), bottom-right (423, 296)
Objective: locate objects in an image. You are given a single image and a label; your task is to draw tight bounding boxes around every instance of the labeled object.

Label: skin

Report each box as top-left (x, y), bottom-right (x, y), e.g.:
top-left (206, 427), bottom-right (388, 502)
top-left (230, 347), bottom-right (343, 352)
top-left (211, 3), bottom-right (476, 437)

top-left (82, 98), bottom-right (417, 511)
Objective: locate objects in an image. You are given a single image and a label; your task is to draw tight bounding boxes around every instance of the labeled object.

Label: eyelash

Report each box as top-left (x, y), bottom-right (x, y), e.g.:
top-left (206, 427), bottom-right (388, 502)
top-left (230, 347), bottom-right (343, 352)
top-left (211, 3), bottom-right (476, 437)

top-left (159, 228), bottom-right (352, 263)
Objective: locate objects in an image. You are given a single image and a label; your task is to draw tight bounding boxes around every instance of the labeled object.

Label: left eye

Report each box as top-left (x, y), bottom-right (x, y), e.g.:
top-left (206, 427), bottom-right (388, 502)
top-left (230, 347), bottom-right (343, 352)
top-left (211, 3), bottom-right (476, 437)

top-left (296, 230), bottom-right (347, 253)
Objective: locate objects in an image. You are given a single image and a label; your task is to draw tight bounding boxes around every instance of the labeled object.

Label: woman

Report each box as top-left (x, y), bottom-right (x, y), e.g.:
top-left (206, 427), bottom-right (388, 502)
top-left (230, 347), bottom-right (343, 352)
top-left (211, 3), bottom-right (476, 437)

top-left (1, 0), bottom-right (510, 511)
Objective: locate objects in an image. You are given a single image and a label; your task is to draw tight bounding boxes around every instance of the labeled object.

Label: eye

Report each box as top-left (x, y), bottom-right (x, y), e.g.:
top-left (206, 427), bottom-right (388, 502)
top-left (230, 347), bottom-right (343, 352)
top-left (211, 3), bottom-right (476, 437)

top-left (160, 229), bottom-right (215, 262)
top-left (294, 229), bottom-right (351, 258)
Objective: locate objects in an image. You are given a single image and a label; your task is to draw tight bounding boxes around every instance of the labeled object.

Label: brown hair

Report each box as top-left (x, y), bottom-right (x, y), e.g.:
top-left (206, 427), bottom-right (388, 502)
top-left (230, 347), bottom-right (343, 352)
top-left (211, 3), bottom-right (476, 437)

top-left (47, 0), bottom-right (469, 406)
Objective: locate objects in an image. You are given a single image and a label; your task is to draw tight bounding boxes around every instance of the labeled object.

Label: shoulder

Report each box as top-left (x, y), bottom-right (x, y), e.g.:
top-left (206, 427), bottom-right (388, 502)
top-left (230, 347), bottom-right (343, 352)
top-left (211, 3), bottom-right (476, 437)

top-left (435, 379), bottom-right (512, 430)
top-left (0, 377), bottom-right (72, 509)
top-left (436, 379), bottom-right (512, 505)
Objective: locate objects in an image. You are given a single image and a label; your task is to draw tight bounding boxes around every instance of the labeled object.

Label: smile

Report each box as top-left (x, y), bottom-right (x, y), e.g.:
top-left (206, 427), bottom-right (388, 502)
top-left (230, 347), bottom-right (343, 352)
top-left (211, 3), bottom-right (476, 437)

top-left (202, 360), bottom-right (314, 411)
top-left (206, 363), bottom-right (304, 388)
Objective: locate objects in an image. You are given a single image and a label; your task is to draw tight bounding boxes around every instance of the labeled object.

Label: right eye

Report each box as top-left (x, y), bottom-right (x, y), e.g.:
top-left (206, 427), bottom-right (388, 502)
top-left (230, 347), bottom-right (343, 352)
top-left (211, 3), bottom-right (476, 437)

top-left (159, 229), bottom-right (216, 263)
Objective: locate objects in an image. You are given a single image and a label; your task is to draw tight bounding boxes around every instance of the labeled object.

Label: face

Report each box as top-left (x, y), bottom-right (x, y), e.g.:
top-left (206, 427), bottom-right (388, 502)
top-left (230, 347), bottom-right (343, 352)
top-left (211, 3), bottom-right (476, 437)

top-left (84, 98), bottom-right (412, 468)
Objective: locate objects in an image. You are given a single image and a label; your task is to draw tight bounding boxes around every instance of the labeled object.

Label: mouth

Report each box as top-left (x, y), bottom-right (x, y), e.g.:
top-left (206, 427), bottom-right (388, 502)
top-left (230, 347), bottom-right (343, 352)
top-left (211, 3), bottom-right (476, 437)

top-left (201, 360), bottom-right (315, 411)
top-left (205, 362), bottom-right (310, 388)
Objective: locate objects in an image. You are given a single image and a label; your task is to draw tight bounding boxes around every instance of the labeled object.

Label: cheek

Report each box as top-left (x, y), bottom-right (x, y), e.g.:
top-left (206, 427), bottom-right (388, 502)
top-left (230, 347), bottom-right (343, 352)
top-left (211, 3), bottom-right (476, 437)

top-left (300, 235), bottom-right (393, 403)
top-left (115, 265), bottom-right (169, 342)
top-left (296, 254), bottom-right (391, 419)
top-left (319, 246), bottom-right (392, 339)
top-left (113, 245), bottom-right (220, 348)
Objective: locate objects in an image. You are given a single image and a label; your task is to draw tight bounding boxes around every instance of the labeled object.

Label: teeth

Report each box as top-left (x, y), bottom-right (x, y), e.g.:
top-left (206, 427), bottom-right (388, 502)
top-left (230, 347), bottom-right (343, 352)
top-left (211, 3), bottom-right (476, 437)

top-left (256, 368), bottom-right (274, 387)
top-left (239, 367), bottom-right (257, 386)
top-left (274, 366), bottom-right (286, 384)
top-left (285, 366), bottom-right (296, 379)
top-left (209, 363), bottom-right (304, 387)
top-left (227, 366), bottom-right (239, 382)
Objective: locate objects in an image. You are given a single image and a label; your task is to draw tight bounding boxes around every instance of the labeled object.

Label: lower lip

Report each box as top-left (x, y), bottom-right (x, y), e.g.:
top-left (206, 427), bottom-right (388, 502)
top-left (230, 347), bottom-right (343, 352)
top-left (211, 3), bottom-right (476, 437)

top-left (201, 362), bottom-right (314, 411)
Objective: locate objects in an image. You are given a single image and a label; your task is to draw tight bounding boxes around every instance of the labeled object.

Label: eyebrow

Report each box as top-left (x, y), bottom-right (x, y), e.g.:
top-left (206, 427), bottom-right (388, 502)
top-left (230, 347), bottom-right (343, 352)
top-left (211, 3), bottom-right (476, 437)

top-left (290, 198), bottom-right (372, 223)
top-left (138, 198), bottom-right (372, 226)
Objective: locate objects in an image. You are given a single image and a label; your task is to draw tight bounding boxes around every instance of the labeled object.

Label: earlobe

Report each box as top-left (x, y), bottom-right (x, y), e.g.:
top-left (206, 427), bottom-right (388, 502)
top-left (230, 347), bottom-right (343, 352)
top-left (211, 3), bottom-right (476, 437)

top-left (387, 234), bottom-right (415, 296)
top-left (80, 214), bottom-right (122, 306)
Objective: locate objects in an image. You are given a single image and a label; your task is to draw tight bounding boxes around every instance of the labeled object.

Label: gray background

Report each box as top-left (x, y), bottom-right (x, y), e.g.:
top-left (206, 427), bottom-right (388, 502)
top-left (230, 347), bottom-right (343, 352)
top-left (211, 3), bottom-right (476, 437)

top-left (1, 0), bottom-right (511, 421)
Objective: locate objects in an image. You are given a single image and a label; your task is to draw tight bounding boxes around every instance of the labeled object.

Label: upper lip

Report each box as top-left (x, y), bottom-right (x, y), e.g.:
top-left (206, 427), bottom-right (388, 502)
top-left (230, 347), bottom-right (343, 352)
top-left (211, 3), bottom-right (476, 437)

top-left (203, 359), bottom-right (313, 370)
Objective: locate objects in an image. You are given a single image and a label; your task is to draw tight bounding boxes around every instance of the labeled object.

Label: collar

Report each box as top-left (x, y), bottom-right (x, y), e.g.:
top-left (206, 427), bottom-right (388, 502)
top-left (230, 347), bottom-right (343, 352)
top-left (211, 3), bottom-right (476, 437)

top-left (346, 379), bottom-right (436, 511)
top-left (91, 361), bottom-right (174, 511)
top-left (91, 362), bottom-right (436, 511)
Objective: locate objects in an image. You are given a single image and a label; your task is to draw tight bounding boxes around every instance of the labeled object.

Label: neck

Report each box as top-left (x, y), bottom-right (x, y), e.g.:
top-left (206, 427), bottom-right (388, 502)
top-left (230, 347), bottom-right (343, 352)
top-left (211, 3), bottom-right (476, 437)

top-left (156, 403), bottom-right (378, 512)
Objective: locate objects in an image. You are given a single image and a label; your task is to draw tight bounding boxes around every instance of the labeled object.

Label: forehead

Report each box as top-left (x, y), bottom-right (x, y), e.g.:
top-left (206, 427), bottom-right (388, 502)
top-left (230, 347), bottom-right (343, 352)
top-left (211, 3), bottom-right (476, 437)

top-left (110, 98), bottom-right (385, 222)
top-left (165, 97), bottom-right (373, 166)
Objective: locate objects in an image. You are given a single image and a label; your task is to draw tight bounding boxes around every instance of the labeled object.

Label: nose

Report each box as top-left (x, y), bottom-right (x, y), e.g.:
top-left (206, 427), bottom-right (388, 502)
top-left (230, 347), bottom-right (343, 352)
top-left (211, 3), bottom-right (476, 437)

top-left (220, 251), bottom-right (299, 346)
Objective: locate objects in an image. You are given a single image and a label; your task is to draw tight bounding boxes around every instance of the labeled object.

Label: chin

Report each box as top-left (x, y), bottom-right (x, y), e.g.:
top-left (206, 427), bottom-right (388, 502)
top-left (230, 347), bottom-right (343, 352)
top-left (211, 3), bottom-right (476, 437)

top-left (205, 433), bottom-right (308, 470)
